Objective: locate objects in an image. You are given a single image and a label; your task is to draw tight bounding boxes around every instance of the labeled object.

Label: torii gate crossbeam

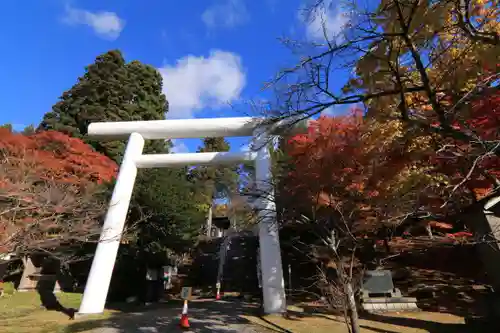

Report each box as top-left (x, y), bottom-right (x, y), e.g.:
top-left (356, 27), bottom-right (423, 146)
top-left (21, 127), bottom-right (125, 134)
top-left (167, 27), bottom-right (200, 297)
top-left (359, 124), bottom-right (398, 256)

top-left (77, 117), bottom-right (307, 316)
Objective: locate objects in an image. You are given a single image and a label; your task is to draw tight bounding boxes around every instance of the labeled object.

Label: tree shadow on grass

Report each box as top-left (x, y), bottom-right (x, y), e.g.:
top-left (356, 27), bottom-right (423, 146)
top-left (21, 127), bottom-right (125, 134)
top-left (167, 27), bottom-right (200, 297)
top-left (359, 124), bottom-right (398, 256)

top-left (281, 307), bottom-right (344, 324)
top-left (359, 312), bottom-right (498, 333)
top-left (359, 326), bottom-right (399, 333)
top-left (65, 299), bottom-right (280, 333)
top-left (262, 302), bottom-right (482, 333)
top-left (36, 279), bottom-right (76, 320)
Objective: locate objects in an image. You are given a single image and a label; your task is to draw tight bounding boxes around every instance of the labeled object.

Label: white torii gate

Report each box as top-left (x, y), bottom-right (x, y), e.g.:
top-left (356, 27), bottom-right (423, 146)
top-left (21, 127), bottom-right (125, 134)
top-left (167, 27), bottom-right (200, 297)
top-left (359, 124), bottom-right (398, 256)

top-left (77, 117), bottom-right (308, 316)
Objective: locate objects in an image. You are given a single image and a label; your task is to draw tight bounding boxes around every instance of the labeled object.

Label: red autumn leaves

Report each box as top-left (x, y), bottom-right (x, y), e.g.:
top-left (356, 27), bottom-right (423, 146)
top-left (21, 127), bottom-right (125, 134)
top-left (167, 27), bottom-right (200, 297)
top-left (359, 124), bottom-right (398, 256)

top-left (0, 128), bottom-right (118, 185)
top-left (282, 89), bottom-right (500, 230)
top-left (0, 129), bottom-right (118, 254)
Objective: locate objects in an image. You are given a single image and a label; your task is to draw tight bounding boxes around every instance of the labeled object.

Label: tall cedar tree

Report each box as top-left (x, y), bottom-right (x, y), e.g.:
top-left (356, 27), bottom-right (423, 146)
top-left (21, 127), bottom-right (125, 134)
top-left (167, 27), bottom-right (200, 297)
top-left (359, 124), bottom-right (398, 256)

top-left (38, 50), bottom-right (205, 255)
top-left (39, 50), bottom-right (169, 162)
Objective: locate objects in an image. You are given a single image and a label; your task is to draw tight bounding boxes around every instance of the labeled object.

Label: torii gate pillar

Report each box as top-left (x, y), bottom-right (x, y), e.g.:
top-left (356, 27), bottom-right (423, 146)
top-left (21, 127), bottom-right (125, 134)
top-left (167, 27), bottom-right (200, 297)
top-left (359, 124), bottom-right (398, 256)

top-left (77, 117), bottom-right (304, 316)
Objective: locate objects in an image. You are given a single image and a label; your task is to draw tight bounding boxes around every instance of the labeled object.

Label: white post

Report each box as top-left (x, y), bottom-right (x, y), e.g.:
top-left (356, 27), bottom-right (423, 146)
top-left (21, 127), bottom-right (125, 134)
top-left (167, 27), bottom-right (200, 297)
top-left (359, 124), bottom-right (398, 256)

top-left (206, 204), bottom-right (213, 237)
top-left (216, 235), bottom-right (229, 297)
top-left (253, 130), bottom-right (286, 314)
top-left (78, 132), bottom-right (145, 315)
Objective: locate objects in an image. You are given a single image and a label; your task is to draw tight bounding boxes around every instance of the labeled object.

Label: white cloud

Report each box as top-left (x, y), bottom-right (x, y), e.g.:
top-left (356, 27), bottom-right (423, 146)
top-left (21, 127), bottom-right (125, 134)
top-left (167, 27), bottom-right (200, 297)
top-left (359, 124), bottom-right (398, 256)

top-left (159, 50), bottom-right (246, 119)
top-left (321, 106), bottom-right (335, 116)
top-left (240, 143), bottom-right (250, 152)
top-left (300, 0), bottom-right (348, 41)
top-left (321, 104), bottom-right (360, 116)
top-left (202, 0), bottom-right (249, 30)
top-left (62, 5), bottom-right (125, 40)
top-left (170, 139), bottom-right (190, 153)
top-left (322, 105), bottom-right (348, 116)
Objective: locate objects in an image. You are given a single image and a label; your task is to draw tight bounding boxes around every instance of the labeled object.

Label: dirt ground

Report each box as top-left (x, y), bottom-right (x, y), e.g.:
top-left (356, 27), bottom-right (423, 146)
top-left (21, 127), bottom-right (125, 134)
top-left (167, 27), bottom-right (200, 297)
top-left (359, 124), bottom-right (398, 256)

top-left (67, 298), bottom-right (496, 333)
top-left (246, 308), bottom-right (468, 333)
top-left (1, 292), bottom-right (497, 333)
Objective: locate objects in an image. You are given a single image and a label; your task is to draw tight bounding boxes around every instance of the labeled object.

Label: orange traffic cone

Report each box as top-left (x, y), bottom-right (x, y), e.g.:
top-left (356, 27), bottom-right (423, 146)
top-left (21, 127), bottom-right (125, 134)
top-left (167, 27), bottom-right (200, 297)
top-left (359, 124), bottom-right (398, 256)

top-left (179, 300), bottom-right (190, 329)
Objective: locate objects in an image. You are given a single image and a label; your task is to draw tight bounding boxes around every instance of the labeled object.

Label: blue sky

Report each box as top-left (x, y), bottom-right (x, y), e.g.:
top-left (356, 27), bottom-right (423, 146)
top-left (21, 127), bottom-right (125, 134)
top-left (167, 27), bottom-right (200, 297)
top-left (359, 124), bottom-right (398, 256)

top-left (0, 0), bottom-right (348, 153)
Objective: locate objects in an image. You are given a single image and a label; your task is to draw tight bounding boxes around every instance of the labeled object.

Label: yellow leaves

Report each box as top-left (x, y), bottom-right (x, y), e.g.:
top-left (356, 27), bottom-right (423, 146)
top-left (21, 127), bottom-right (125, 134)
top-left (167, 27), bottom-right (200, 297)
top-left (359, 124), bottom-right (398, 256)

top-left (407, 134), bottom-right (433, 153)
top-left (404, 95), bottom-right (414, 106)
top-left (356, 115), bottom-right (445, 204)
top-left (426, 0), bottom-right (499, 90)
top-left (366, 118), bottom-right (403, 137)
top-left (450, 48), bottom-right (460, 58)
top-left (361, 0), bottom-right (495, 117)
top-left (378, 162), bottom-right (447, 201)
top-left (196, 203), bottom-right (210, 213)
top-left (463, 78), bottom-right (482, 92)
top-left (355, 0), bottom-right (498, 121)
top-left (470, 0), bottom-right (500, 23)
top-left (362, 119), bottom-right (403, 156)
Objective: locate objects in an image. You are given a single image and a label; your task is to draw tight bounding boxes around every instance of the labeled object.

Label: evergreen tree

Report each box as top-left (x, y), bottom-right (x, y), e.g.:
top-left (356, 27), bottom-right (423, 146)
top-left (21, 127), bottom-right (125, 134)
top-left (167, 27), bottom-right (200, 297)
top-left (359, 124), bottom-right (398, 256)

top-left (187, 137), bottom-right (239, 236)
top-left (38, 50), bottom-right (204, 257)
top-left (0, 124), bottom-right (12, 132)
top-left (39, 50), bottom-right (168, 162)
top-left (133, 167), bottom-right (206, 253)
top-left (21, 125), bottom-right (36, 135)
top-left (191, 137), bottom-right (238, 202)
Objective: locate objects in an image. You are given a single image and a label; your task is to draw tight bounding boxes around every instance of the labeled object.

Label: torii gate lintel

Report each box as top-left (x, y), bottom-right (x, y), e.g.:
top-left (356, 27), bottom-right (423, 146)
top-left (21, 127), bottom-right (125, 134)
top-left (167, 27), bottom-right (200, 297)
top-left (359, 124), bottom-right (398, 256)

top-left (77, 117), bottom-right (308, 316)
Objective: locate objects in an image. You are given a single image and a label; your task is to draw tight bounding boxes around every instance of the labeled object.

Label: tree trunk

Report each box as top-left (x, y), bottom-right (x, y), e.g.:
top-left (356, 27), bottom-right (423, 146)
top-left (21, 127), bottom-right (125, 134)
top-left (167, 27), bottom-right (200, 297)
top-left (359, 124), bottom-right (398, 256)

top-left (425, 224), bottom-right (433, 239)
top-left (329, 229), bottom-right (361, 333)
top-left (383, 238), bottom-right (391, 254)
top-left (345, 281), bottom-right (361, 333)
top-left (206, 204), bottom-right (213, 237)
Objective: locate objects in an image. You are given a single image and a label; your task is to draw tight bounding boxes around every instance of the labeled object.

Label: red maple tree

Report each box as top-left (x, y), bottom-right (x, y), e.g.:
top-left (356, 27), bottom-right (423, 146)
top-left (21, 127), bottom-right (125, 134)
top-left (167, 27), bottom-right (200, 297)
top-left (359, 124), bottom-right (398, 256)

top-left (0, 129), bottom-right (118, 256)
top-left (0, 129), bottom-right (118, 184)
top-left (280, 93), bottom-right (499, 236)
top-left (432, 87), bottom-right (500, 200)
top-left (280, 109), bottom-right (386, 233)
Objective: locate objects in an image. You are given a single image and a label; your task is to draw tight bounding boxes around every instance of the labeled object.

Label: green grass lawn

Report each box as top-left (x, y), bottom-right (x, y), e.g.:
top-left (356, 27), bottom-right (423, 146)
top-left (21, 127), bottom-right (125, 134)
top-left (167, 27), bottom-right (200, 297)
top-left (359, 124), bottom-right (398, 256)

top-left (0, 292), bottom-right (110, 333)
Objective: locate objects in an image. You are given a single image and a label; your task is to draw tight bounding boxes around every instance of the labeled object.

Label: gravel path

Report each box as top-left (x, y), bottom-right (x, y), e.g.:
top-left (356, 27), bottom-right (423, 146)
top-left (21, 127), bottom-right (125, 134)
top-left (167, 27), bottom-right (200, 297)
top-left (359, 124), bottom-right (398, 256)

top-left (67, 299), bottom-right (275, 333)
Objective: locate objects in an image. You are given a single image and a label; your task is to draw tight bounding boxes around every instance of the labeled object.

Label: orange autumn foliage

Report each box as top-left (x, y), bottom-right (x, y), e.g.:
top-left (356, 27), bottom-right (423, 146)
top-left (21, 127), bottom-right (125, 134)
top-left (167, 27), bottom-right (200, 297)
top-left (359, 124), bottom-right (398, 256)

top-left (0, 129), bottom-right (118, 255)
top-left (0, 128), bottom-right (118, 185)
top-left (432, 87), bottom-right (500, 199)
top-left (281, 88), bottom-right (500, 234)
top-left (281, 110), bottom-right (387, 231)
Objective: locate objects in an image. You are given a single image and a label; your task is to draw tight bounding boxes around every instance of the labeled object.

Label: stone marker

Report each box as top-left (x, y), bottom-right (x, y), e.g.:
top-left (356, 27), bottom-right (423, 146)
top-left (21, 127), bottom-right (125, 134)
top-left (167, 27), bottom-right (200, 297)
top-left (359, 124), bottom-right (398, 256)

top-left (362, 270), bottom-right (396, 296)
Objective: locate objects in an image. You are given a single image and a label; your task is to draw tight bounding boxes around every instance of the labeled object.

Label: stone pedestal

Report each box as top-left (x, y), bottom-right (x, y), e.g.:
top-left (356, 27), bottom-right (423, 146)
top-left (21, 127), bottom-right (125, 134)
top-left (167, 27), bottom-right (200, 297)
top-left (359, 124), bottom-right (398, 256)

top-left (17, 256), bottom-right (61, 293)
